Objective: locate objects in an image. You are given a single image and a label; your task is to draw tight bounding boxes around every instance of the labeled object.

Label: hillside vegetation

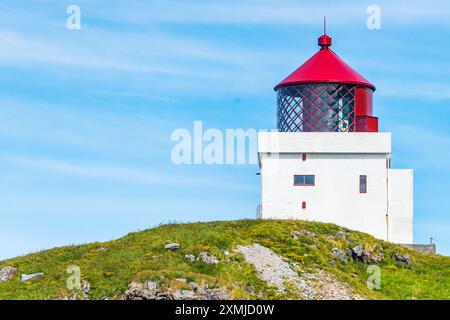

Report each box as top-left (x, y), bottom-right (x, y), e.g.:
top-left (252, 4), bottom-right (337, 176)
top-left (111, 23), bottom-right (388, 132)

top-left (1, 220), bottom-right (449, 300)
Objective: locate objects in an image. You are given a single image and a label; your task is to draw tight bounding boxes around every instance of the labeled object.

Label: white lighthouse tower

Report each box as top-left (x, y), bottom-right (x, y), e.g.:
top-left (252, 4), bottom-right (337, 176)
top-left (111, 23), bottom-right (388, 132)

top-left (258, 32), bottom-right (414, 244)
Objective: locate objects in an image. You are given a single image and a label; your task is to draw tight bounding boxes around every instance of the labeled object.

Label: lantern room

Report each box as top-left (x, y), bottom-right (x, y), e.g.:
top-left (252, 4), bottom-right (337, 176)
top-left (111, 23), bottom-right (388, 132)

top-left (275, 34), bottom-right (378, 133)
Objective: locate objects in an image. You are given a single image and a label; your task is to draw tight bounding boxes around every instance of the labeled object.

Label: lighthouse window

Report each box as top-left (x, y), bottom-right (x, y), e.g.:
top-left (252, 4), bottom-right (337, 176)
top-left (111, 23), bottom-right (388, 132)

top-left (294, 175), bottom-right (315, 186)
top-left (359, 175), bottom-right (367, 193)
top-left (277, 84), bottom-right (356, 132)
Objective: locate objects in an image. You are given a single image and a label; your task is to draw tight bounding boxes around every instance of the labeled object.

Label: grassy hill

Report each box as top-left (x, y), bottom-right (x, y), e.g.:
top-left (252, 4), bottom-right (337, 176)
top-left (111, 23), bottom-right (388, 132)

top-left (1, 220), bottom-right (449, 300)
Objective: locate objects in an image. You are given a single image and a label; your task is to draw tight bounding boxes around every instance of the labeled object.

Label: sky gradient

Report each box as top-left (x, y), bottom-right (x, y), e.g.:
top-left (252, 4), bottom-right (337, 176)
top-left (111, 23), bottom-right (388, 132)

top-left (1, 0), bottom-right (450, 259)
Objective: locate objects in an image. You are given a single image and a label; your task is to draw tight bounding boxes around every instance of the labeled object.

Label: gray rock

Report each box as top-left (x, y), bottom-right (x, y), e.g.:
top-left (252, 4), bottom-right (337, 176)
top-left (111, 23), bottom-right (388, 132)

top-left (369, 251), bottom-right (384, 264)
top-left (308, 244), bottom-right (318, 250)
top-left (185, 254), bottom-right (195, 261)
top-left (392, 253), bottom-right (413, 266)
top-left (197, 251), bottom-right (219, 264)
top-left (189, 282), bottom-right (199, 290)
top-left (173, 290), bottom-right (196, 300)
top-left (124, 281), bottom-right (159, 300)
top-left (81, 281), bottom-right (90, 295)
top-left (190, 285), bottom-right (229, 300)
top-left (302, 230), bottom-right (316, 238)
top-left (21, 272), bottom-right (44, 282)
top-left (291, 231), bottom-right (301, 240)
top-left (165, 243), bottom-right (181, 250)
top-left (0, 266), bottom-right (17, 283)
top-left (175, 278), bottom-right (187, 283)
top-left (350, 245), bottom-right (384, 264)
top-left (125, 279), bottom-right (230, 301)
top-left (352, 245), bottom-right (364, 258)
top-left (124, 283), bottom-right (144, 300)
top-left (335, 231), bottom-right (347, 240)
top-left (195, 287), bottom-right (208, 296)
top-left (291, 229), bottom-right (316, 240)
top-left (331, 248), bottom-right (348, 261)
top-left (145, 281), bottom-right (158, 291)
top-left (203, 288), bottom-right (230, 300)
top-left (155, 292), bottom-right (174, 300)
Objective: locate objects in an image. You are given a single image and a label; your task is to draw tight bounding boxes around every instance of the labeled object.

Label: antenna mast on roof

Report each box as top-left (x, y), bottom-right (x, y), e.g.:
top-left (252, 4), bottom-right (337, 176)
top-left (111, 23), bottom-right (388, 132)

top-left (324, 16), bottom-right (327, 35)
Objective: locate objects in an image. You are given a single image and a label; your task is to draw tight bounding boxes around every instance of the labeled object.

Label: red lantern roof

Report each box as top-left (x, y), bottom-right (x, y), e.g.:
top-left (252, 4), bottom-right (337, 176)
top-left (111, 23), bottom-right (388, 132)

top-left (275, 34), bottom-right (375, 91)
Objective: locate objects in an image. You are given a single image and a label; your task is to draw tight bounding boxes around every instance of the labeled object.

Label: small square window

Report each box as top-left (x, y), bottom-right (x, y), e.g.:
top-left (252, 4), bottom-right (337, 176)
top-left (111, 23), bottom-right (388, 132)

top-left (294, 175), bottom-right (315, 186)
top-left (360, 175), bottom-right (367, 193)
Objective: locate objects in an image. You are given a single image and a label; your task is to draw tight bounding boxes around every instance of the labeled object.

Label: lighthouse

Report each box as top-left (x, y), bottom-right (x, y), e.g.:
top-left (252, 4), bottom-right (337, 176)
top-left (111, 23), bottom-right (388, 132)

top-left (257, 32), bottom-right (414, 244)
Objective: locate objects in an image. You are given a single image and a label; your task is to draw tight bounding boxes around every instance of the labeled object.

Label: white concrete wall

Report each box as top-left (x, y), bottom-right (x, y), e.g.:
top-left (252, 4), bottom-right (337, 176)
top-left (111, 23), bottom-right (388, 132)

top-left (258, 132), bottom-right (414, 243)
top-left (260, 152), bottom-right (389, 241)
top-left (388, 169), bottom-right (414, 244)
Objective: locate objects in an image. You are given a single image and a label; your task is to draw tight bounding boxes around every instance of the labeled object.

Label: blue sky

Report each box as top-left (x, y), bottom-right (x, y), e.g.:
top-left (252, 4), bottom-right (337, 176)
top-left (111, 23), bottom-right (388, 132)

top-left (0, 0), bottom-right (450, 259)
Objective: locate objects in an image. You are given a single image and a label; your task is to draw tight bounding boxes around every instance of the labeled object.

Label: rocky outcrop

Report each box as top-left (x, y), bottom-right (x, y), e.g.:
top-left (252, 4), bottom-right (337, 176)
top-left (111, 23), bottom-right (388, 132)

top-left (81, 281), bottom-right (90, 296)
top-left (392, 253), bottom-right (413, 266)
top-left (335, 231), bottom-right (347, 240)
top-left (173, 290), bottom-right (196, 300)
top-left (291, 230), bottom-right (316, 240)
top-left (0, 266), bottom-right (17, 283)
top-left (314, 270), bottom-right (364, 300)
top-left (349, 245), bottom-right (384, 264)
top-left (124, 280), bottom-right (229, 300)
top-left (196, 287), bottom-right (229, 300)
top-left (165, 243), bottom-right (180, 250)
top-left (185, 254), bottom-right (195, 261)
top-left (125, 281), bottom-right (169, 300)
top-left (331, 248), bottom-right (348, 261)
top-left (197, 251), bottom-right (219, 264)
top-left (61, 280), bottom-right (91, 300)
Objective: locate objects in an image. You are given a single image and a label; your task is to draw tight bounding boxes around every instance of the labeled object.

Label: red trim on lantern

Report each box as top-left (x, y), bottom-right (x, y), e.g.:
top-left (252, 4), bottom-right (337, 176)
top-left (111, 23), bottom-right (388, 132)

top-left (356, 116), bottom-right (378, 132)
top-left (355, 87), bottom-right (373, 117)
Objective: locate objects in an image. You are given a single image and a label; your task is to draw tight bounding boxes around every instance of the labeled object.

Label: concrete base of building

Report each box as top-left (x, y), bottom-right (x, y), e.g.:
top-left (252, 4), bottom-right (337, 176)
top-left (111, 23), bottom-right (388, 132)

top-left (400, 244), bottom-right (436, 255)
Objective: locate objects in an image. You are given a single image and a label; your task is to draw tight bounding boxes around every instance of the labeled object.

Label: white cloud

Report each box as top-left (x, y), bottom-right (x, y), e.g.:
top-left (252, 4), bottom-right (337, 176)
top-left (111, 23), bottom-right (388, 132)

top-left (0, 155), bottom-right (256, 192)
top-left (378, 81), bottom-right (450, 100)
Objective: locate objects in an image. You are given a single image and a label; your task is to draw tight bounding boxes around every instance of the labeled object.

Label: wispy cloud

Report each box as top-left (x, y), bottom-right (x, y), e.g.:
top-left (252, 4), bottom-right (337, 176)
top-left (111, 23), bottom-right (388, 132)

top-left (0, 30), bottom-right (209, 77)
top-left (378, 81), bottom-right (450, 100)
top-left (0, 96), bottom-right (171, 158)
top-left (0, 155), bottom-right (256, 192)
top-left (0, 26), bottom-right (288, 96)
top-left (1, 0), bottom-right (449, 99)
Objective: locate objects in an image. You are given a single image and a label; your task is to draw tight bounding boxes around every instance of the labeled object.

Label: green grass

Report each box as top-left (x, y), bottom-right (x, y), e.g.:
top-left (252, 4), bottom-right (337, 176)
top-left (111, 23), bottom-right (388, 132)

top-left (1, 220), bottom-right (449, 300)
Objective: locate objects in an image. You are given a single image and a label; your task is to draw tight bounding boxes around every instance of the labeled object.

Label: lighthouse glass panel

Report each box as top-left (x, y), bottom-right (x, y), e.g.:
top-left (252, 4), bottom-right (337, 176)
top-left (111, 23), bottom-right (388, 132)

top-left (276, 84), bottom-right (356, 132)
